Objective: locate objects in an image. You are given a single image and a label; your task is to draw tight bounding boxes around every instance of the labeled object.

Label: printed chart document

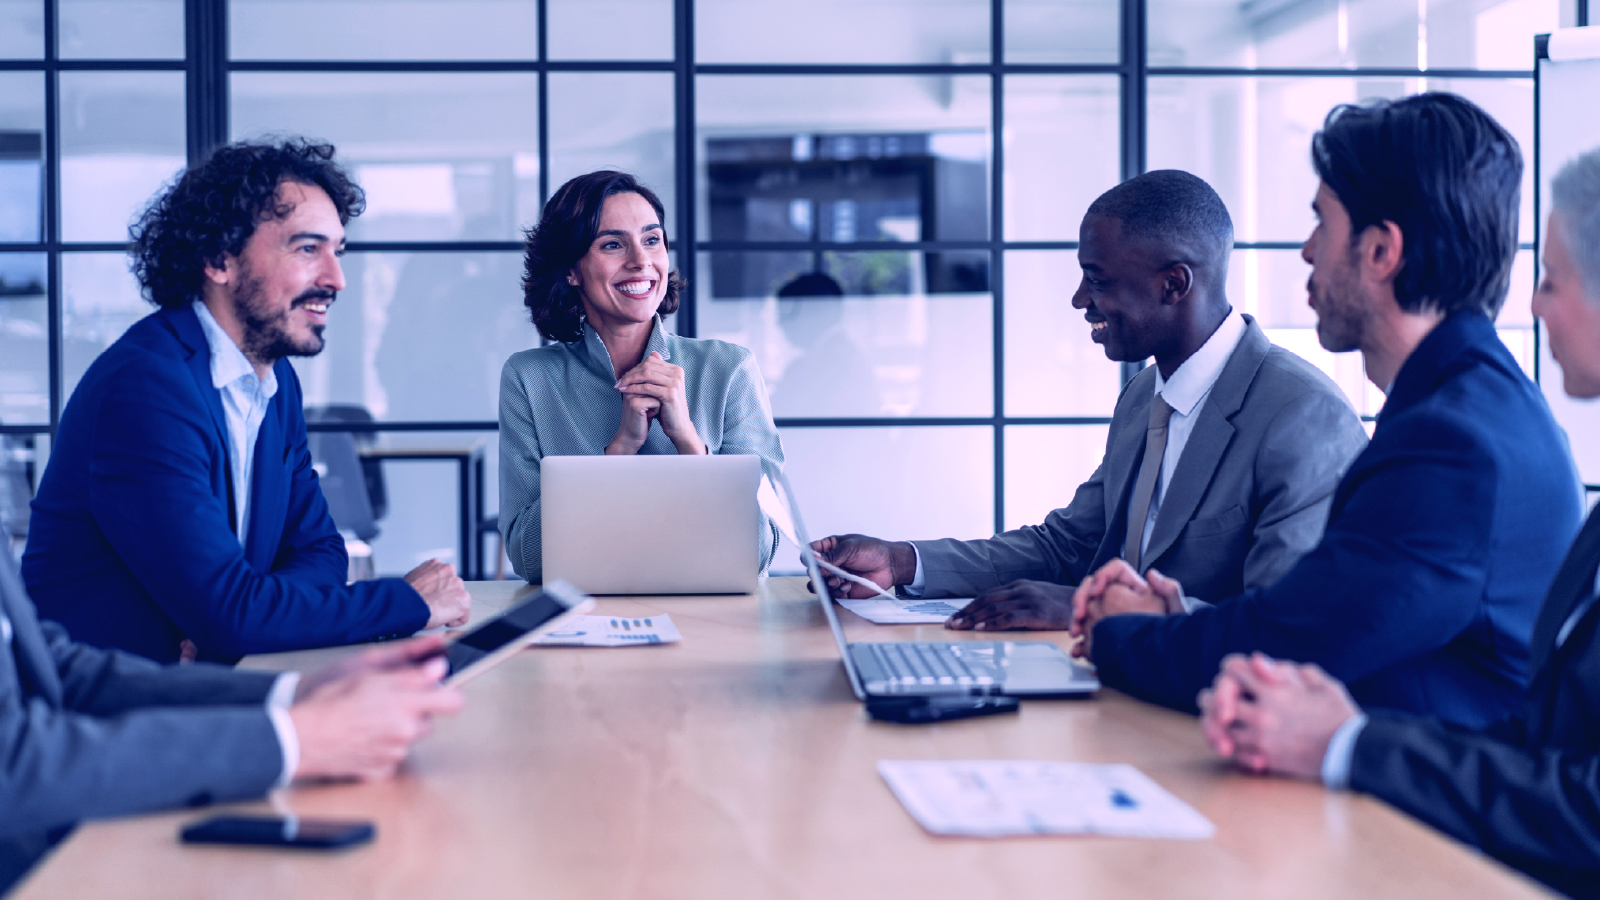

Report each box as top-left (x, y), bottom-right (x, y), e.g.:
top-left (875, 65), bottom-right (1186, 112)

top-left (878, 760), bottom-right (1214, 840)
top-left (838, 597), bottom-right (974, 624)
top-left (533, 615), bottom-right (682, 647)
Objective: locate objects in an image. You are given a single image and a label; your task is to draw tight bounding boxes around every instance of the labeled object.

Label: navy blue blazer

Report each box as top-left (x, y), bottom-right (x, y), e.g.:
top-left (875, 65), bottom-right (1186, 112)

top-left (1092, 311), bottom-right (1583, 728)
top-left (21, 305), bottom-right (428, 663)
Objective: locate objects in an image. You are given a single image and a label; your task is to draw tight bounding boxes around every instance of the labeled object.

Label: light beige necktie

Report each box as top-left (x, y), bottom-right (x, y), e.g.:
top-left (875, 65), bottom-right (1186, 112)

top-left (1123, 395), bottom-right (1174, 571)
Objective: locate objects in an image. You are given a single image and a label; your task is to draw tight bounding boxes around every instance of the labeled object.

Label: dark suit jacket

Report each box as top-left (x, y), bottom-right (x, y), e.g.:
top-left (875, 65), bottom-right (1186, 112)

top-left (21, 305), bottom-right (428, 663)
top-left (0, 554), bottom-right (282, 891)
top-left (912, 315), bottom-right (1368, 601)
top-left (1093, 312), bottom-right (1583, 728)
top-left (1348, 504), bottom-right (1600, 899)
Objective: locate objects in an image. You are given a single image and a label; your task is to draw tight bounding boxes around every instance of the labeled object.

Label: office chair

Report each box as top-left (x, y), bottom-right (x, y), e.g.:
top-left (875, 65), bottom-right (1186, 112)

top-left (304, 406), bottom-right (383, 581)
top-left (304, 404), bottom-right (388, 520)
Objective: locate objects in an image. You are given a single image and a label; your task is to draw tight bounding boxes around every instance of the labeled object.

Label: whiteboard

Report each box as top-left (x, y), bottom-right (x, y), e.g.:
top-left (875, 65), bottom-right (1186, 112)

top-left (1537, 27), bottom-right (1600, 484)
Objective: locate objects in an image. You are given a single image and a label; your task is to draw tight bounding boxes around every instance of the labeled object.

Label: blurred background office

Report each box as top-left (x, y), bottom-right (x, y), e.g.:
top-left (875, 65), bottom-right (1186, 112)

top-left (0, 0), bottom-right (1578, 576)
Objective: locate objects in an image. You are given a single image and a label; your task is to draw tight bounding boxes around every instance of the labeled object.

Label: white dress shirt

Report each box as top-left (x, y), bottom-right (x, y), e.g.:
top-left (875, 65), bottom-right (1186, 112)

top-left (190, 300), bottom-right (299, 787)
top-left (192, 300), bottom-right (278, 549)
top-left (907, 309), bottom-right (1248, 594)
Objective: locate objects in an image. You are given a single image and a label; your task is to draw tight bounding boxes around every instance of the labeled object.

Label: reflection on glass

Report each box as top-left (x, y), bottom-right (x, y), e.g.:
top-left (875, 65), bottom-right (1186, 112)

top-left (1004, 251), bottom-right (1120, 417)
top-left (62, 252), bottom-right (148, 406)
top-left (1004, 425), bottom-right (1110, 531)
top-left (1004, 76), bottom-right (1119, 242)
top-left (0, 253), bottom-right (47, 425)
top-left (1149, 0), bottom-right (1559, 69)
top-left (549, 0), bottom-right (672, 60)
top-left (59, 0), bottom-right (182, 59)
top-left (769, 425), bottom-right (994, 573)
top-left (548, 72), bottom-right (675, 219)
top-left (1005, 0), bottom-right (1118, 64)
top-left (1149, 76), bottom-right (1534, 244)
top-left (288, 252), bottom-right (534, 423)
top-left (697, 0), bottom-right (989, 65)
top-left (229, 0), bottom-right (538, 61)
top-left (58, 71), bottom-right (185, 243)
top-left (698, 251), bottom-right (992, 418)
top-left (231, 73), bottom-right (540, 242)
top-left (0, 0), bottom-right (43, 59)
top-left (697, 75), bottom-right (991, 242)
top-left (0, 73), bottom-right (44, 243)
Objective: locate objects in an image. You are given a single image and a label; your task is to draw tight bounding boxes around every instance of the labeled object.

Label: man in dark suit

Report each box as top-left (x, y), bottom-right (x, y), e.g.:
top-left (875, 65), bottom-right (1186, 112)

top-left (0, 545), bottom-right (463, 892)
top-left (1191, 146), bottom-right (1600, 900)
top-left (21, 139), bottom-right (470, 664)
top-left (1073, 94), bottom-right (1582, 730)
top-left (810, 171), bottom-right (1367, 624)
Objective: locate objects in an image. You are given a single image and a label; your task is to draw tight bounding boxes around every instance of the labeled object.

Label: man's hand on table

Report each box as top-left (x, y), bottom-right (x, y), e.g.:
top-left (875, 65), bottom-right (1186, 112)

top-left (944, 580), bottom-right (1076, 631)
top-left (289, 635), bottom-right (464, 781)
top-left (807, 534), bottom-right (914, 599)
top-left (407, 558), bottom-right (471, 628)
top-left (1063, 559), bottom-right (1186, 658)
top-left (1198, 652), bottom-right (1360, 781)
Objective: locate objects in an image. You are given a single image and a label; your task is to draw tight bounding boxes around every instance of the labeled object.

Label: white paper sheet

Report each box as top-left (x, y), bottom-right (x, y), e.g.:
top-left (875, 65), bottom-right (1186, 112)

top-left (838, 597), bottom-right (974, 624)
top-left (877, 760), bottom-right (1215, 840)
top-left (532, 614), bottom-right (683, 647)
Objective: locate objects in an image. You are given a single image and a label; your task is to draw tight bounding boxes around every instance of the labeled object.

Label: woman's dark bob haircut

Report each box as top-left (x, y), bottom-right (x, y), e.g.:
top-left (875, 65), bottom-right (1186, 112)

top-left (1311, 92), bottom-right (1521, 319)
top-left (130, 138), bottom-right (365, 309)
top-left (522, 170), bottom-right (683, 343)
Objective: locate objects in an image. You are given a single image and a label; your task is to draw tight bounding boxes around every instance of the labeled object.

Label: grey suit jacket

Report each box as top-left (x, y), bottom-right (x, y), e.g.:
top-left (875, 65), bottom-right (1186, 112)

top-left (0, 555), bottom-right (283, 890)
top-left (914, 315), bottom-right (1368, 601)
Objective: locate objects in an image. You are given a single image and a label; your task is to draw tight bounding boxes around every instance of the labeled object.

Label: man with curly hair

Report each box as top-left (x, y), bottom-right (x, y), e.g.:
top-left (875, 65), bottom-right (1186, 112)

top-left (20, 138), bottom-right (471, 663)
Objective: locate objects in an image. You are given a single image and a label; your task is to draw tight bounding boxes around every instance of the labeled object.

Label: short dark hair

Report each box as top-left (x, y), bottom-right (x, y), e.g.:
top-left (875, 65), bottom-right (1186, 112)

top-left (522, 170), bottom-right (682, 343)
top-left (129, 138), bottom-right (365, 310)
top-left (776, 272), bottom-right (844, 298)
top-left (1085, 169), bottom-right (1234, 274)
top-left (1311, 92), bottom-right (1522, 318)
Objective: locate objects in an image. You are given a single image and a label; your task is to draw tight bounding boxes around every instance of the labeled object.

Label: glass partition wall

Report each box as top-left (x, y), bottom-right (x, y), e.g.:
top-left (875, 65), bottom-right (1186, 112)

top-left (0, 0), bottom-right (1577, 574)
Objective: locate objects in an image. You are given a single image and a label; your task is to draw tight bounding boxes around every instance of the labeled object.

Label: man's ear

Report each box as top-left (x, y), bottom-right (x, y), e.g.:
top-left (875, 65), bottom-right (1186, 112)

top-left (202, 255), bottom-right (233, 288)
top-left (1161, 262), bottom-right (1195, 305)
top-left (1359, 221), bottom-right (1405, 284)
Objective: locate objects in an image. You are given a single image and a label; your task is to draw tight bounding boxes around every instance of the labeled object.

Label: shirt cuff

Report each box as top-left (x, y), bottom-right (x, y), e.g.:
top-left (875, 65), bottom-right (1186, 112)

top-left (1179, 594), bottom-right (1212, 613)
top-left (1320, 711), bottom-right (1369, 790)
top-left (903, 544), bottom-right (927, 597)
top-left (266, 671), bottom-right (302, 789)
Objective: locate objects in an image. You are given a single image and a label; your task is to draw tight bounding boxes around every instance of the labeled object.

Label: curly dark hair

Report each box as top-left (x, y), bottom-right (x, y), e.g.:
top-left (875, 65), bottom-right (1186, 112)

top-left (522, 170), bottom-right (683, 343)
top-left (129, 138), bottom-right (365, 309)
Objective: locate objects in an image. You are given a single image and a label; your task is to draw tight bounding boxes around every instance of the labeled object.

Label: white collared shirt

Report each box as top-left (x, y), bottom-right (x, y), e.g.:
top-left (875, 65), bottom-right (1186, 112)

top-left (192, 300), bottom-right (279, 549)
top-left (1138, 308), bottom-right (1247, 559)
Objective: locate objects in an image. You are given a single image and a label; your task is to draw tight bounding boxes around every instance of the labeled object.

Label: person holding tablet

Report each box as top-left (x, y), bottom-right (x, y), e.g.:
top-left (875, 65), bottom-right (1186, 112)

top-left (499, 170), bottom-right (785, 582)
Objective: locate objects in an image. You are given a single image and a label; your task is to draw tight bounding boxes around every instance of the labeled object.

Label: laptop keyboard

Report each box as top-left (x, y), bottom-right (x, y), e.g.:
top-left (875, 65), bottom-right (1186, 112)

top-left (866, 642), bottom-right (996, 688)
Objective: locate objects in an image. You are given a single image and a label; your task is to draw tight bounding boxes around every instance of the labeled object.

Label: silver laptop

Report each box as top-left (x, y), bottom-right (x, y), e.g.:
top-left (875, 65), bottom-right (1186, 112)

top-left (768, 469), bottom-right (1099, 699)
top-left (541, 454), bottom-right (762, 595)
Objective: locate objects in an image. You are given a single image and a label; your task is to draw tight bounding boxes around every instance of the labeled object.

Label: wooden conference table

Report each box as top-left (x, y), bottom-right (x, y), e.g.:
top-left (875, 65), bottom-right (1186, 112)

top-left (15, 578), bottom-right (1553, 899)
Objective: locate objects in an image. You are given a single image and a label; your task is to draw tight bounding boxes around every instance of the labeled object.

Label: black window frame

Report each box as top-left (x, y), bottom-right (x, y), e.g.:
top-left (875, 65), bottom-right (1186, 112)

top-left (0, 0), bottom-right (1576, 538)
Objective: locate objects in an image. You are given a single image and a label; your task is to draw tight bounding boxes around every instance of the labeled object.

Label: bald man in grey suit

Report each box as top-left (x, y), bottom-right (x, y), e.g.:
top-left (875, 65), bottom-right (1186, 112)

top-left (0, 547), bottom-right (462, 890)
top-left (814, 171), bottom-right (1368, 626)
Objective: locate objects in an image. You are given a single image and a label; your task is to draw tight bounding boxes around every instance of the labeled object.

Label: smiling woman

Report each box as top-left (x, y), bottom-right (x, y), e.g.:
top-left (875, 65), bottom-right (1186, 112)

top-left (498, 170), bottom-right (786, 583)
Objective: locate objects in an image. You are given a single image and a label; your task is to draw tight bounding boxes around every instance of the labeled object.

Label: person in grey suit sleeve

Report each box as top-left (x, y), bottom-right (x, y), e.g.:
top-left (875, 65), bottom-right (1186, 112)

top-left (0, 544), bottom-right (463, 891)
top-left (1194, 146), bottom-right (1600, 900)
top-left (813, 171), bottom-right (1367, 629)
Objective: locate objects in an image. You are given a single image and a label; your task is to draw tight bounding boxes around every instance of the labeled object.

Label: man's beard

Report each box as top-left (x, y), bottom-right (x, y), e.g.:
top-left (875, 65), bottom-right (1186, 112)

top-left (1311, 248), bottom-right (1370, 353)
top-left (230, 269), bottom-right (331, 366)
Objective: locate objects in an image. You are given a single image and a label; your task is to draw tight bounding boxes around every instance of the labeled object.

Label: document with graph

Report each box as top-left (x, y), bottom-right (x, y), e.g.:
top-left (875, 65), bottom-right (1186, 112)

top-left (532, 615), bottom-right (682, 647)
top-left (837, 597), bottom-right (973, 624)
top-left (878, 760), bottom-right (1214, 840)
